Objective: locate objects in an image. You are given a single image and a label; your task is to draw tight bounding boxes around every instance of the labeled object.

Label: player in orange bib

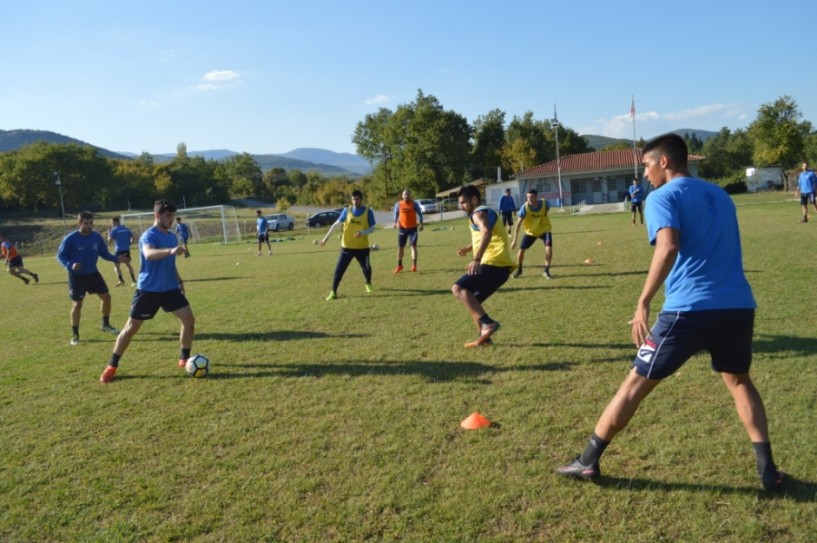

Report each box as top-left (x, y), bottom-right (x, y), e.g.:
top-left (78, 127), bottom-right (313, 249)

top-left (392, 189), bottom-right (424, 273)
top-left (1, 233), bottom-right (39, 285)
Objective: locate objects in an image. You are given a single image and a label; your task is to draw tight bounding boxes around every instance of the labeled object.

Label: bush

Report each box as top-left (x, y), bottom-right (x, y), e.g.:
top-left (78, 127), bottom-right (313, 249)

top-left (712, 174), bottom-right (747, 194)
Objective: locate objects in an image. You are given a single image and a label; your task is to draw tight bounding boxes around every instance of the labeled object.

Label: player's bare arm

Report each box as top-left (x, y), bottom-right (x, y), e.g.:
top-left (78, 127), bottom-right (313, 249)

top-left (630, 227), bottom-right (679, 347)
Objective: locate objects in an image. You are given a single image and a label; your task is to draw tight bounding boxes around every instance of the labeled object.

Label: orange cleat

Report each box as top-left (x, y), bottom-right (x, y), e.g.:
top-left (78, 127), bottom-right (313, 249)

top-left (393, 265), bottom-right (404, 274)
top-left (99, 365), bottom-right (117, 384)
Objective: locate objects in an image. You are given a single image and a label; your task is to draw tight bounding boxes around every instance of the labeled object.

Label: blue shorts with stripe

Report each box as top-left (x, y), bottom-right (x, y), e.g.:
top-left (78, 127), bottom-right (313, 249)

top-left (633, 309), bottom-right (754, 380)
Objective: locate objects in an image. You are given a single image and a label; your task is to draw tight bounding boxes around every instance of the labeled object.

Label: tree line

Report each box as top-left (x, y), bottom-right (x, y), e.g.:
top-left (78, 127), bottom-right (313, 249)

top-left (2, 92), bottom-right (815, 215)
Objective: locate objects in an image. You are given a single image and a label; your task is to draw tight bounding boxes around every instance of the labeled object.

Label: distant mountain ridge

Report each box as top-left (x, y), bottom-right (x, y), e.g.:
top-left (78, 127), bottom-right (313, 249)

top-left (582, 129), bottom-right (718, 151)
top-left (0, 129), bottom-right (131, 159)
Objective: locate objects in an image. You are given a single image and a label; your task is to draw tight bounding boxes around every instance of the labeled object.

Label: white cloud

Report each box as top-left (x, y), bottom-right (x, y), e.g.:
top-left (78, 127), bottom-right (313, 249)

top-left (582, 103), bottom-right (746, 138)
top-left (138, 100), bottom-right (160, 107)
top-left (364, 94), bottom-right (393, 105)
top-left (203, 70), bottom-right (240, 82)
top-left (194, 70), bottom-right (242, 92)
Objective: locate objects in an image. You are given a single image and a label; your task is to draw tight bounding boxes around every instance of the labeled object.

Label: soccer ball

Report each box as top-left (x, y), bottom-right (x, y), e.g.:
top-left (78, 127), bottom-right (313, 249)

top-left (184, 354), bottom-right (210, 378)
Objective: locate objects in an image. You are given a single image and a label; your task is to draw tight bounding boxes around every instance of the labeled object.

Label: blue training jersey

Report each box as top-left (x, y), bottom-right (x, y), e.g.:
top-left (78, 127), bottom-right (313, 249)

top-left (798, 170), bottom-right (817, 194)
top-left (175, 223), bottom-right (190, 240)
top-left (645, 177), bottom-right (755, 312)
top-left (137, 226), bottom-right (181, 292)
top-left (57, 230), bottom-right (117, 275)
top-left (109, 225), bottom-right (133, 252)
top-left (628, 184), bottom-right (643, 204)
top-left (257, 217), bottom-right (268, 234)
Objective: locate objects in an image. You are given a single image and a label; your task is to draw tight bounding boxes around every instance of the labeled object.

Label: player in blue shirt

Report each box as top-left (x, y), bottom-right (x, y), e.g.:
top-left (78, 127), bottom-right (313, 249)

top-left (796, 161), bottom-right (817, 223)
top-left (497, 188), bottom-right (517, 234)
top-left (256, 209), bottom-right (272, 256)
top-left (175, 216), bottom-right (191, 257)
top-left (107, 217), bottom-right (137, 286)
top-left (57, 211), bottom-right (130, 346)
top-left (100, 200), bottom-right (196, 383)
top-left (628, 178), bottom-right (644, 225)
top-left (558, 133), bottom-right (782, 491)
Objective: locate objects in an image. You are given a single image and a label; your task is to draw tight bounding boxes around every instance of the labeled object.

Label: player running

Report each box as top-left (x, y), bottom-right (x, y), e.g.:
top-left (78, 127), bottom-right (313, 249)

top-left (107, 217), bottom-right (137, 286)
top-left (1, 233), bottom-right (39, 285)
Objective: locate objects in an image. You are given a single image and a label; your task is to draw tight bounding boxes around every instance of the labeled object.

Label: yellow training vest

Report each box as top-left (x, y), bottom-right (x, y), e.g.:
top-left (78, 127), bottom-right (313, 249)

top-left (469, 206), bottom-right (515, 269)
top-left (522, 201), bottom-right (552, 237)
top-left (342, 205), bottom-right (371, 249)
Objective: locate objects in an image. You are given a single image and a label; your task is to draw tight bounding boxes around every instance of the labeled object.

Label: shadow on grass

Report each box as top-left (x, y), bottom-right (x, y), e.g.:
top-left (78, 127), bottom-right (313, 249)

top-left (212, 359), bottom-right (574, 382)
top-left (195, 330), bottom-right (366, 341)
top-left (752, 334), bottom-right (817, 358)
top-left (596, 474), bottom-right (817, 503)
top-left (184, 276), bottom-right (248, 283)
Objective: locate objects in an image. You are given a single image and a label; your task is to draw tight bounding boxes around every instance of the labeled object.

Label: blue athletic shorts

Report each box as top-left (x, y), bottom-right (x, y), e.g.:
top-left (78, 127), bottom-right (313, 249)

top-left (68, 272), bottom-right (109, 301)
top-left (130, 289), bottom-right (190, 320)
top-left (454, 264), bottom-right (511, 302)
top-left (397, 227), bottom-right (418, 248)
top-left (633, 309), bottom-right (755, 380)
top-left (115, 249), bottom-right (131, 259)
top-left (520, 231), bottom-right (552, 250)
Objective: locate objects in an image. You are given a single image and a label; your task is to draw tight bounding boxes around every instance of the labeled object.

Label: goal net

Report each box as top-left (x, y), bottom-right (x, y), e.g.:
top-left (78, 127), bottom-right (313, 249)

top-left (120, 205), bottom-right (243, 245)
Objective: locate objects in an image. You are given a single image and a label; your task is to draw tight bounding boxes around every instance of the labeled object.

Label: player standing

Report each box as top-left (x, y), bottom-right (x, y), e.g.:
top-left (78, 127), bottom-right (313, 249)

top-left (256, 210), bottom-right (272, 256)
top-left (510, 188), bottom-right (554, 279)
top-left (392, 189), bottom-right (424, 273)
top-left (107, 217), bottom-right (137, 286)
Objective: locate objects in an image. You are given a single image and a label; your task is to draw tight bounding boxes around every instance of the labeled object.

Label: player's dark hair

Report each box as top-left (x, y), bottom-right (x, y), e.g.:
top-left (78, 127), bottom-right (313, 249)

top-left (112, 217), bottom-right (120, 224)
top-left (154, 199), bottom-right (178, 215)
top-left (256, 209), bottom-right (262, 214)
top-left (77, 211), bottom-right (94, 223)
top-left (643, 133), bottom-right (688, 168)
top-left (527, 188), bottom-right (538, 195)
top-left (457, 185), bottom-right (481, 202)
top-left (351, 189), bottom-right (363, 199)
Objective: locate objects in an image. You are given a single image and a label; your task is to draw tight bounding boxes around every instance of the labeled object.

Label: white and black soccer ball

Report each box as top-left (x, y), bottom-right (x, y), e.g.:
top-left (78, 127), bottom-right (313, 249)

top-left (184, 354), bottom-right (210, 378)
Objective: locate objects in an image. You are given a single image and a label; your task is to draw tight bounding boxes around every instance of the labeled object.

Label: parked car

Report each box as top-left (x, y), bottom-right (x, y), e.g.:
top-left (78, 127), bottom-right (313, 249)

top-left (439, 198), bottom-right (461, 212)
top-left (265, 213), bottom-right (295, 231)
top-left (307, 210), bottom-right (340, 227)
top-left (416, 199), bottom-right (439, 214)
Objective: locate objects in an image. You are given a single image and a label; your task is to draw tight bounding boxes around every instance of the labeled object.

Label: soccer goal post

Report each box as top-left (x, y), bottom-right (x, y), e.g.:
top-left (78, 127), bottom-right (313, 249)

top-left (121, 205), bottom-right (243, 245)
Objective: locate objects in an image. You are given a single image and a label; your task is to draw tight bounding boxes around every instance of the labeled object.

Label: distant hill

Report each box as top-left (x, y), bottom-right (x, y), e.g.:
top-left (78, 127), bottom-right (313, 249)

top-left (148, 150), bottom-right (360, 177)
top-left (583, 128), bottom-right (719, 151)
top-left (0, 129), bottom-right (130, 159)
top-left (280, 148), bottom-right (371, 176)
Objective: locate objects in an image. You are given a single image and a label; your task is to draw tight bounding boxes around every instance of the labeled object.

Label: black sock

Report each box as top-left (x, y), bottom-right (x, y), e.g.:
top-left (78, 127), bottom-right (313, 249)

top-left (398, 259), bottom-right (403, 266)
top-left (131, 274), bottom-right (137, 282)
top-left (72, 326), bottom-right (79, 337)
top-left (181, 348), bottom-right (191, 360)
top-left (118, 274), bottom-right (124, 282)
top-left (103, 316), bottom-right (111, 327)
top-left (579, 432), bottom-right (610, 466)
top-left (109, 354), bottom-right (122, 368)
top-left (478, 314), bottom-right (493, 327)
top-left (753, 442), bottom-right (776, 476)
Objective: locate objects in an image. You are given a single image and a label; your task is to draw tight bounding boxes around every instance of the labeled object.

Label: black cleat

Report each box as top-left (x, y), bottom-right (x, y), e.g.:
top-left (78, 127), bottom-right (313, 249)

top-left (556, 456), bottom-right (600, 480)
top-left (762, 466), bottom-right (784, 491)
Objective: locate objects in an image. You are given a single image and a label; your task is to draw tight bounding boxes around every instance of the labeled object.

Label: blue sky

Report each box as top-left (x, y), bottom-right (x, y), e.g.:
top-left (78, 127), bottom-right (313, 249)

top-left (2, 0), bottom-right (815, 156)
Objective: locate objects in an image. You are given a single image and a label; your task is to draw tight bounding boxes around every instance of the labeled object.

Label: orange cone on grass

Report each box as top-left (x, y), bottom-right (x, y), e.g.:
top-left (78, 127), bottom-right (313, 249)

top-left (460, 412), bottom-right (491, 429)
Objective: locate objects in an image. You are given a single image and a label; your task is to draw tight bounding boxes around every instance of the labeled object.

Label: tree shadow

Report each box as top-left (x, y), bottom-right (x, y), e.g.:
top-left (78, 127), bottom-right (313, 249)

top-left (594, 474), bottom-right (816, 503)
top-left (195, 330), bottom-right (366, 341)
top-left (752, 334), bottom-right (817, 358)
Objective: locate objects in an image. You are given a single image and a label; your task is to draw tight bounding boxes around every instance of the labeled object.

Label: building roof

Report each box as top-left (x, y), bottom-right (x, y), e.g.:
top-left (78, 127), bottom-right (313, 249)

top-left (513, 148), bottom-right (703, 178)
top-left (435, 178), bottom-right (492, 198)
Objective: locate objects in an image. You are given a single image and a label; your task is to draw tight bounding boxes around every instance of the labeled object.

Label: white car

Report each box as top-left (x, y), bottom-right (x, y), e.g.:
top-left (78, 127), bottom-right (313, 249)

top-left (416, 199), bottom-right (439, 214)
top-left (265, 213), bottom-right (295, 231)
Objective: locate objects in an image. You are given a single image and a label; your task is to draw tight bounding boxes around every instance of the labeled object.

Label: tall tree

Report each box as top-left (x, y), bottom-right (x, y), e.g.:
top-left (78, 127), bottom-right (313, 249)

top-left (471, 109), bottom-right (506, 180)
top-left (748, 95), bottom-right (812, 168)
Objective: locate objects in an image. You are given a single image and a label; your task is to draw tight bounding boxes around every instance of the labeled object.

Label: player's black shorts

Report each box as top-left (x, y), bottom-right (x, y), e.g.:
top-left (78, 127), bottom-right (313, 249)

top-left (68, 271), bottom-right (109, 301)
top-left (520, 231), bottom-right (552, 249)
top-left (130, 289), bottom-right (190, 320)
top-left (115, 249), bottom-right (131, 259)
top-left (631, 202), bottom-right (643, 212)
top-left (501, 210), bottom-right (514, 226)
top-left (632, 309), bottom-right (755, 380)
top-left (454, 264), bottom-right (511, 302)
top-left (257, 233), bottom-right (268, 242)
top-left (800, 193), bottom-right (815, 206)
top-left (9, 255), bottom-right (23, 268)
top-left (397, 227), bottom-right (419, 248)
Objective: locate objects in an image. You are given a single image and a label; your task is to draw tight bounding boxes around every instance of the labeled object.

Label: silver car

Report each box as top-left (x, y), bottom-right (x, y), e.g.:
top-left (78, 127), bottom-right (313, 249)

top-left (265, 213), bottom-right (295, 231)
top-left (416, 199), bottom-right (439, 214)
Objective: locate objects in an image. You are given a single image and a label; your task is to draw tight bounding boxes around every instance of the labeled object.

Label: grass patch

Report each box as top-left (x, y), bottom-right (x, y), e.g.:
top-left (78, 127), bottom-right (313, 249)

top-left (2, 193), bottom-right (816, 542)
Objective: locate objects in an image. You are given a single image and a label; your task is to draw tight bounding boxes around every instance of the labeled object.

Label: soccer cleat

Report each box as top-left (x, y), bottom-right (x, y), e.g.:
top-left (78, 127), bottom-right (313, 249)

top-left (70, 335), bottom-right (80, 346)
top-left (556, 456), bottom-right (601, 480)
top-left (762, 466), bottom-right (784, 491)
top-left (465, 337), bottom-right (493, 348)
top-left (101, 325), bottom-right (120, 334)
top-left (512, 268), bottom-right (522, 279)
top-left (32, 273), bottom-right (39, 283)
top-left (326, 290), bottom-right (337, 301)
top-left (365, 283), bottom-right (374, 293)
top-left (543, 270), bottom-right (552, 279)
top-left (99, 365), bottom-right (117, 384)
top-left (178, 358), bottom-right (187, 368)
top-left (410, 265), bottom-right (417, 272)
top-left (477, 321), bottom-right (500, 343)
top-left (115, 281), bottom-right (125, 287)
top-left (130, 283), bottom-right (137, 287)
top-left (393, 265), bottom-right (404, 274)
top-left (23, 277), bottom-right (30, 285)
top-left (268, 250), bottom-right (272, 256)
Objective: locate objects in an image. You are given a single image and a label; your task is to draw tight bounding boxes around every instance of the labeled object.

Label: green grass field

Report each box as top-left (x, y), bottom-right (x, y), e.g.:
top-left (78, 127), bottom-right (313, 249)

top-left (2, 194), bottom-right (816, 542)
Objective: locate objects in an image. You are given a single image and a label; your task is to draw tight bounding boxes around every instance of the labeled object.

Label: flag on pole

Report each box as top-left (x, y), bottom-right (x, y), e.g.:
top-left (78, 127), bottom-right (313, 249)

top-left (630, 96), bottom-right (635, 119)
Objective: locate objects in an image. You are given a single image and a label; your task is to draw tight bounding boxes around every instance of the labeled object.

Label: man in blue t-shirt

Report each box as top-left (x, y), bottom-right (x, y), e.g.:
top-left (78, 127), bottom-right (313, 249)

top-left (175, 216), bottom-right (191, 257)
top-left (99, 200), bottom-right (196, 384)
top-left (796, 161), bottom-right (817, 223)
top-left (256, 209), bottom-right (272, 256)
top-left (107, 216), bottom-right (137, 286)
top-left (497, 188), bottom-right (517, 234)
top-left (628, 178), bottom-right (644, 225)
top-left (558, 133), bottom-right (783, 492)
top-left (57, 211), bottom-right (130, 346)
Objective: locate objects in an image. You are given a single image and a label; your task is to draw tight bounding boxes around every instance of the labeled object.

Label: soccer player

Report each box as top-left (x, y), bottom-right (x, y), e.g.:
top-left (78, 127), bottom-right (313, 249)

top-left (256, 209), bottom-right (272, 256)
top-left (510, 188), bottom-right (554, 279)
top-left (797, 161), bottom-right (817, 223)
top-left (452, 184), bottom-right (516, 348)
top-left (57, 211), bottom-right (129, 346)
top-left (320, 190), bottom-right (376, 300)
top-left (99, 199), bottom-right (196, 383)
top-left (175, 216), bottom-right (191, 257)
top-left (556, 133), bottom-right (783, 491)
top-left (628, 178), bottom-right (644, 225)
top-left (392, 189), bottom-right (424, 273)
top-left (0, 233), bottom-right (39, 285)
top-left (498, 188), bottom-right (517, 234)
top-left (107, 217), bottom-right (137, 286)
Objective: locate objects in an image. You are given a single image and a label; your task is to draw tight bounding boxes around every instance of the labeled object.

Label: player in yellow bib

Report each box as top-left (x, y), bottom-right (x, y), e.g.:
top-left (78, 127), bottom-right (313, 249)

top-left (320, 190), bottom-right (376, 300)
top-left (452, 185), bottom-right (516, 347)
top-left (511, 188), bottom-right (553, 279)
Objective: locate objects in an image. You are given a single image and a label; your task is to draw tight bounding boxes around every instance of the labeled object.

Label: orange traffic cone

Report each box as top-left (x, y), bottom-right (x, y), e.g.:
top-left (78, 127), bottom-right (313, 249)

top-left (460, 412), bottom-right (491, 430)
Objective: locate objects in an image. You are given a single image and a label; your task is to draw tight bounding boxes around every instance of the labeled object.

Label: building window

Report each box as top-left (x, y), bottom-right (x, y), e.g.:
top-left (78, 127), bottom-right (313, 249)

top-left (575, 181), bottom-right (586, 193)
top-left (592, 180), bottom-right (601, 192)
